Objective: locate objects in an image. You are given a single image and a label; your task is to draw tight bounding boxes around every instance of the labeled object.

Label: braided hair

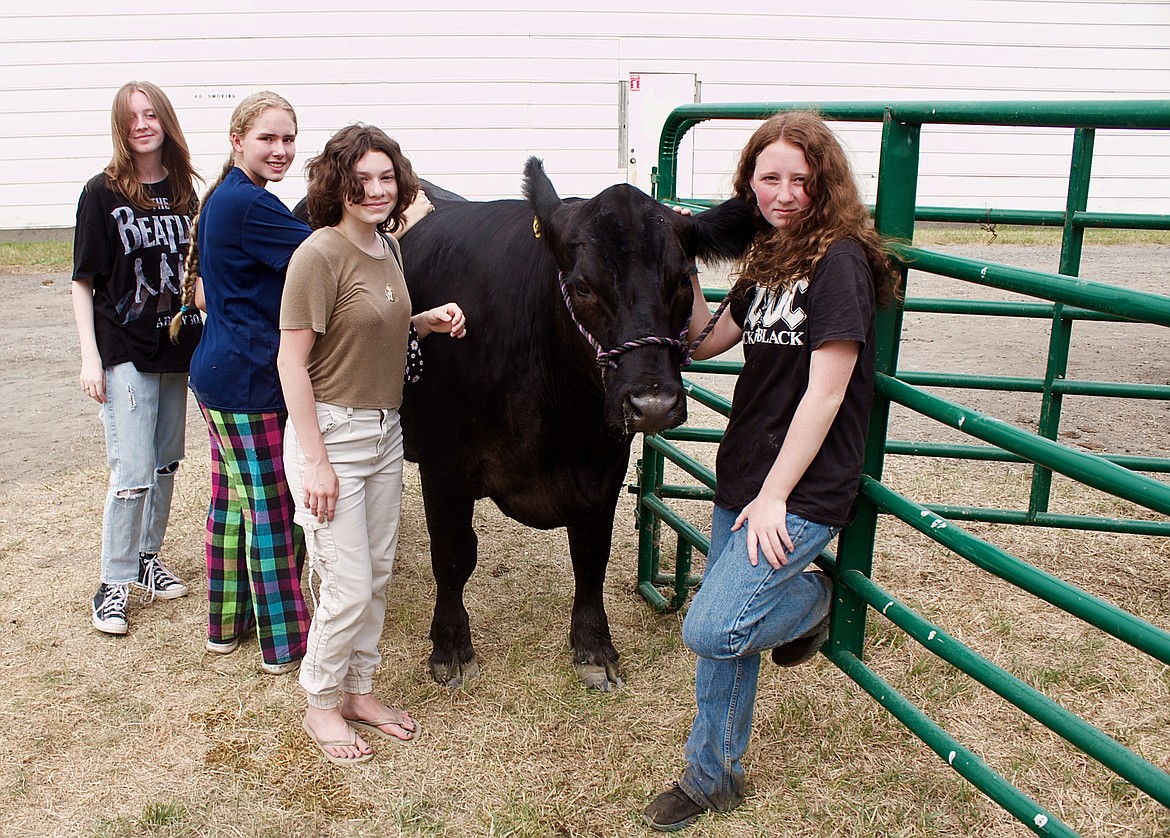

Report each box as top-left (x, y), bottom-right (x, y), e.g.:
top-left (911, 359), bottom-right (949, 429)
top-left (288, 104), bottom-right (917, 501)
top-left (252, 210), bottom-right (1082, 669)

top-left (170, 91), bottom-right (298, 342)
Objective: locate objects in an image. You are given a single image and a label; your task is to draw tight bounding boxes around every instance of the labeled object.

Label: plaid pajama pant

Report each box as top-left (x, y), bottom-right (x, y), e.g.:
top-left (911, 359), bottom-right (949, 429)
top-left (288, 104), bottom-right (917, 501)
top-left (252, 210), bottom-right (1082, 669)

top-left (200, 405), bottom-right (310, 666)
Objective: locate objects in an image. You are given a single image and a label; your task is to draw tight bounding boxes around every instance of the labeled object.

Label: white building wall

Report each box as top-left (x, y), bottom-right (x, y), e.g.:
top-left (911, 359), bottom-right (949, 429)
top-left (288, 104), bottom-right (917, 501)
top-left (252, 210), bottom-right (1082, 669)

top-left (1, 0), bottom-right (1167, 230)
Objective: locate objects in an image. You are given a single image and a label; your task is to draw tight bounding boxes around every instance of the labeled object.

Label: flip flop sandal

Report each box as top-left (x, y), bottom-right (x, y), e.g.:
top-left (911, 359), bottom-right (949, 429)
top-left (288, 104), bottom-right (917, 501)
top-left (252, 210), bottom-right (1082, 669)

top-left (344, 711), bottom-right (420, 744)
top-left (302, 718), bottom-right (373, 766)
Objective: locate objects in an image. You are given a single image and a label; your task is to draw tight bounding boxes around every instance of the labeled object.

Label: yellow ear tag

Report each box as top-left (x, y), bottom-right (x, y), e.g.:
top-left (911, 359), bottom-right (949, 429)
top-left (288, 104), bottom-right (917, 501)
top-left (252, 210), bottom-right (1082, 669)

top-left (532, 216), bottom-right (542, 238)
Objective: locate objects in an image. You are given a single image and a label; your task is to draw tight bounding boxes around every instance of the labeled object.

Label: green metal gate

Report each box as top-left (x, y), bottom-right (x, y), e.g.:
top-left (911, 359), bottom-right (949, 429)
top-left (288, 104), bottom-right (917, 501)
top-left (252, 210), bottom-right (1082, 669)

top-left (634, 101), bottom-right (1170, 836)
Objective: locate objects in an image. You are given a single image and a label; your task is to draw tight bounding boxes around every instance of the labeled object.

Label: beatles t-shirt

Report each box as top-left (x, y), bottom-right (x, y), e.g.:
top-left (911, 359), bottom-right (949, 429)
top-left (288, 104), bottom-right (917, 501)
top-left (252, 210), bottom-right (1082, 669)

top-left (72, 174), bottom-right (201, 372)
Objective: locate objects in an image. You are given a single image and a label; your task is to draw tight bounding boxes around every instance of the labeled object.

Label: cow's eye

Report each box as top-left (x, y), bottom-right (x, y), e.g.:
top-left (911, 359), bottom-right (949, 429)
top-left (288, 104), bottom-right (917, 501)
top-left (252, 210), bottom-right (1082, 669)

top-left (573, 279), bottom-right (593, 299)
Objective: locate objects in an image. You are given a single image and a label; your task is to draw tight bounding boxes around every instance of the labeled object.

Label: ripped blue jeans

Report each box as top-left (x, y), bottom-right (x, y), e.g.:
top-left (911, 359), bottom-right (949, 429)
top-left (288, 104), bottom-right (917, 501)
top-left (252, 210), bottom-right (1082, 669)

top-left (99, 362), bottom-right (189, 584)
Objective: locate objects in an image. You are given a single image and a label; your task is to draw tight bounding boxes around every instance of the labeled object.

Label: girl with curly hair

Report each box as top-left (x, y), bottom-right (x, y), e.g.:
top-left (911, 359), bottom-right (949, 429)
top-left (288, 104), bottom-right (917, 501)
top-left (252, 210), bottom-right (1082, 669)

top-left (644, 111), bottom-right (900, 831)
top-left (278, 123), bottom-right (465, 765)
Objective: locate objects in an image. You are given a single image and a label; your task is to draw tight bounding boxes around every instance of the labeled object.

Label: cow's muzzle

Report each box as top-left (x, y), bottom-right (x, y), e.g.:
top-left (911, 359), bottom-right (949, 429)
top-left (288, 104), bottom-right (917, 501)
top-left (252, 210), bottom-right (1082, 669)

top-left (624, 385), bottom-right (685, 432)
top-left (613, 380), bottom-right (687, 434)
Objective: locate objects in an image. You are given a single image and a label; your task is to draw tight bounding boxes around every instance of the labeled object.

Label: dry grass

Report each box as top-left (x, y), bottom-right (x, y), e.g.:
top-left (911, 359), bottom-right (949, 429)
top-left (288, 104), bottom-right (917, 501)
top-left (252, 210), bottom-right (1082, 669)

top-left (1, 420), bottom-right (1168, 837)
top-left (2, 241), bottom-right (1167, 836)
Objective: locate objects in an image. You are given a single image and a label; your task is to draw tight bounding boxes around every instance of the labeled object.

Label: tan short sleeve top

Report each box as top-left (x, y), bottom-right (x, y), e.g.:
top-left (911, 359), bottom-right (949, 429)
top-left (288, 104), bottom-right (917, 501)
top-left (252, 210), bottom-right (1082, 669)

top-left (281, 226), bottom-right (411, 409)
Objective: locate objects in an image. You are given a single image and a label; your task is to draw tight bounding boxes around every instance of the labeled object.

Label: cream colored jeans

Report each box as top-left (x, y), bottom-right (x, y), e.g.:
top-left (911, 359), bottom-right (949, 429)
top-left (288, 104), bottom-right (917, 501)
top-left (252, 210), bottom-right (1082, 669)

top-left (285, 403), bottom-right (404, 708)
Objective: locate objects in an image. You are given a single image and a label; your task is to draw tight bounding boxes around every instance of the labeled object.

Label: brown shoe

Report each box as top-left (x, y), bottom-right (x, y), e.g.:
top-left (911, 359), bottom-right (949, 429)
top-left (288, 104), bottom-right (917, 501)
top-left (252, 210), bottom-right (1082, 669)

top-left (643, 783), bottom-right (706, 832)
top-left (773, 570), bottom-right (833, 667)
top-left (770, 613), bottom-right (831, 666)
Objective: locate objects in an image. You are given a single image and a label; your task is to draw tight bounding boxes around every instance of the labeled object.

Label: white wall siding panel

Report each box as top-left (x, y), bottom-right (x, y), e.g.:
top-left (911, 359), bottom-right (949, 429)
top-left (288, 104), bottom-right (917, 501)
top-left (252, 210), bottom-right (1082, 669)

top-left (2, 1), bottom-right (1167, 230)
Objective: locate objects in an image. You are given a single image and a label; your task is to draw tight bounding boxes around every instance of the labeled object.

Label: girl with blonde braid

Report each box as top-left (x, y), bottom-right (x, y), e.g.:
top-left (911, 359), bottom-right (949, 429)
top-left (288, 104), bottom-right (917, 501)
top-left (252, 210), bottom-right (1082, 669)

top-left (175, 91), bottom-right (312, 674)
top-left (74, 81), bottom-right (202, 635)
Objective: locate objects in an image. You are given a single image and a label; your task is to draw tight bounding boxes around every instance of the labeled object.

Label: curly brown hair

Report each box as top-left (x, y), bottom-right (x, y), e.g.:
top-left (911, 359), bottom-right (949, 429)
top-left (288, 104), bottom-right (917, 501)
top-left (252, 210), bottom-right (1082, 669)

top-left (303, 124), bottom-right (419, 234)
top-left (731, 111), bottom-right (900, 307)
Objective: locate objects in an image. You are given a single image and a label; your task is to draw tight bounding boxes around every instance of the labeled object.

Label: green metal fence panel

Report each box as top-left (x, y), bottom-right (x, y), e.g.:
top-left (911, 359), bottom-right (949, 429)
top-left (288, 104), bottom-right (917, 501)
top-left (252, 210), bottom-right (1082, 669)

top-left (877, 374), bottom-right (1170, 517)
top-left (862, 477), bottom-right (1170, 664)
top-left (838, 559), bottom-right (1170, 812)
top-left (635, 99), bottom-right (1170, 835)
top-left (829, 649), bottom-right (1081, 837)
top-left (886, 246), bottom-right (1170, 326)
top-left (653, 100), bottom-right (1170, 203)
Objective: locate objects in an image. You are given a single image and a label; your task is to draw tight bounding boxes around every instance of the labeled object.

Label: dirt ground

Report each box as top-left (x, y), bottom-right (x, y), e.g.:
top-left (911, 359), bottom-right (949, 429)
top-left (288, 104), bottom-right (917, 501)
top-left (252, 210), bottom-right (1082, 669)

top-left (0, 243), bottom-right (1167, 837)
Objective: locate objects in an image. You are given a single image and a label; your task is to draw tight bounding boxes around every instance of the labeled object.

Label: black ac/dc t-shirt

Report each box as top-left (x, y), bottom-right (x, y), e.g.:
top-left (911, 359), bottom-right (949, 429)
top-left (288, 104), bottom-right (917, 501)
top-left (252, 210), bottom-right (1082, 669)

top-left (72, 174), bottom-right (202, 373)
top-left (714, 238), bottom-right (877, 527)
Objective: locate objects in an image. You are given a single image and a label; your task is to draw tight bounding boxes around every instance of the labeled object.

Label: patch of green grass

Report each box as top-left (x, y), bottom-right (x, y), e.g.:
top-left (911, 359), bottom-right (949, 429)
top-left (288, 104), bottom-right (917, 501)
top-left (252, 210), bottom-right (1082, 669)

top-left (33, 668), bottom-right (72, 689)
top-left (392, 798), bottom-right (452, 837)
top-left (1016, 635), bottom-right (1114, 694)
top-left (1107, 778), bottom-right (1142, 805)
top-left (4, 767), bottom-right (29, 801)
top-left (139, 800), bottom-right (187, 832)
top-left (1084, 228), bottom-right (1170, 245)
top-left (89, 816), bottom-right (135, 838)
top-left (0, 241), bottom-right (71, 272)
top-left (866, 609), bottom-right (915, 655)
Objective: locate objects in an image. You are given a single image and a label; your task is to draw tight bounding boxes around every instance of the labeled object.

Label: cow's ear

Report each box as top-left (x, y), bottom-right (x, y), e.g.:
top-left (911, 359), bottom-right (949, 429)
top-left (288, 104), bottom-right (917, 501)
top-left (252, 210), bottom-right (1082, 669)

top-left (684, 197), bottom-right (758, 263)
top-left (523, 157), bottom-right (572, 258)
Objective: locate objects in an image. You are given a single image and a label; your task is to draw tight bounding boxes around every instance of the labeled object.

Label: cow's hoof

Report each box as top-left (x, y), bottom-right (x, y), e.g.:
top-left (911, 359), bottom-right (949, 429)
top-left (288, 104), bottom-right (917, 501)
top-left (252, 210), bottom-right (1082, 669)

top-left (430, 656), bottom-right (480, 689)
top-left (575, 661), bottom-right (624, 692)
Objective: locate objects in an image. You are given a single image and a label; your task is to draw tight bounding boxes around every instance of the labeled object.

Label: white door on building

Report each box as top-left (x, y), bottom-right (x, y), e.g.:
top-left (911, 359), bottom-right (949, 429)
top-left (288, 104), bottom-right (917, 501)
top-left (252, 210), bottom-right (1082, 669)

top-left (624, 72), bottom-right (699, 199)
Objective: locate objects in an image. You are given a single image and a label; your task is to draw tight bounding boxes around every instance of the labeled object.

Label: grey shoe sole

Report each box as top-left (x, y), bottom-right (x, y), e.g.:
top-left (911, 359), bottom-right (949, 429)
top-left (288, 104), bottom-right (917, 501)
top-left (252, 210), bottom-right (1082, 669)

top-left (642, 811), bottom-right (702, 832)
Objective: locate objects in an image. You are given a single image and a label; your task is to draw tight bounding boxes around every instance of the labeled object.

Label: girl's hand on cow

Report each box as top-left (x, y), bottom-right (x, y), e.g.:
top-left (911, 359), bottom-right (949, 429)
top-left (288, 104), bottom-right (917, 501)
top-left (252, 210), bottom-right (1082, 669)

top-left (414, 303), bottom-right (467, 339)
top-left (394, 190), bottom-right (435, 239)
top-left (303, 459), bottom-right (339, 523)
top-left (732, 493), bottom-right (793, 570)
top-left (79, 355), bottom-right (106, 404)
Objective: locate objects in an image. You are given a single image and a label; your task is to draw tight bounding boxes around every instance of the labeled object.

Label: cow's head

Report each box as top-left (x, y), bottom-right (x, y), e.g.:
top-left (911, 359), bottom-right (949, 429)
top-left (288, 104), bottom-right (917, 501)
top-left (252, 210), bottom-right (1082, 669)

top-left (523, 157), bottom-right (755, 434)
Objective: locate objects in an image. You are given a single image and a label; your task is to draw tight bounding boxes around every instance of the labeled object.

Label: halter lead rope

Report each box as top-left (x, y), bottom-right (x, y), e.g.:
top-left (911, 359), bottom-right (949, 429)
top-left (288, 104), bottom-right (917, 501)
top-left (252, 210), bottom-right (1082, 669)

top-left (557, 271), bottom-right (730, 380)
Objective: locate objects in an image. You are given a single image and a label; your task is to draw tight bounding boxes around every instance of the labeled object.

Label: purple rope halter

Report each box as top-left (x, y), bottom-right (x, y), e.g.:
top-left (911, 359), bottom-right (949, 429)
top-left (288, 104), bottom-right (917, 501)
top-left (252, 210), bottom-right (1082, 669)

top-left (558, 271), bottom-right (730, 379)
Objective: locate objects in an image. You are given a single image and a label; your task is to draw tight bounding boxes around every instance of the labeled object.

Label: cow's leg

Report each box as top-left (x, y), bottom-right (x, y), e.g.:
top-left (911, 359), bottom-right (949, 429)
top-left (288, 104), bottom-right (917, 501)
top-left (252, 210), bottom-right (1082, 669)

top-left (565, 499), bottom-right (624, 692)
top-left (420, 475), bottom-right (480, 688)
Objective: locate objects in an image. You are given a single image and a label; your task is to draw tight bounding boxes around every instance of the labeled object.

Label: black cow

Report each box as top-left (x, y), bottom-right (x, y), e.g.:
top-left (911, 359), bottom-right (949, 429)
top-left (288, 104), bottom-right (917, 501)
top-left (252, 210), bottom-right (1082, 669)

top-left (399, 158), bottom-right (754, 690)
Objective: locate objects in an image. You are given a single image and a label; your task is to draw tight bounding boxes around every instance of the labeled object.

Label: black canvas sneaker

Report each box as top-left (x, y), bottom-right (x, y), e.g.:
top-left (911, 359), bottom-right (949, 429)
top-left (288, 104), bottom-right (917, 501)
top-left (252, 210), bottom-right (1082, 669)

top-left (136, 552), bottom-right (189, 601)
top-left (92, 582), bottom-right (130, 635)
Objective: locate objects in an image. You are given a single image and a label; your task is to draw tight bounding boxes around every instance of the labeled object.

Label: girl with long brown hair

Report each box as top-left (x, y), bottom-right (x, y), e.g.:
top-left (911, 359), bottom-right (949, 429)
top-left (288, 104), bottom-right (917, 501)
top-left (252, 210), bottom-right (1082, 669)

top-left (73, 81), bottom-right (202, 635)
top-left (644, 111), bottom-right (900, 831)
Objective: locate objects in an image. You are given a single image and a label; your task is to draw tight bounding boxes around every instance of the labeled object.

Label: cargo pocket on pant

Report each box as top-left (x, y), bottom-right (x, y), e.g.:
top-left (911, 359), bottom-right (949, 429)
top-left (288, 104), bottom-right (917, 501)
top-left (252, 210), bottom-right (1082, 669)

top-left (296, 516), bottom-right (334, 610)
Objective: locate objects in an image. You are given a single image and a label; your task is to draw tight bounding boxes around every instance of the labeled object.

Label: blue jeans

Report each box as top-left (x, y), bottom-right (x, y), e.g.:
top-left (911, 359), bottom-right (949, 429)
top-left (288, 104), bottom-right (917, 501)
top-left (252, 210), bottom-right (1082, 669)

top-left (99, 362), bottom-right (189, 584)
top-left (678, 503), bottom-right (837, 812)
